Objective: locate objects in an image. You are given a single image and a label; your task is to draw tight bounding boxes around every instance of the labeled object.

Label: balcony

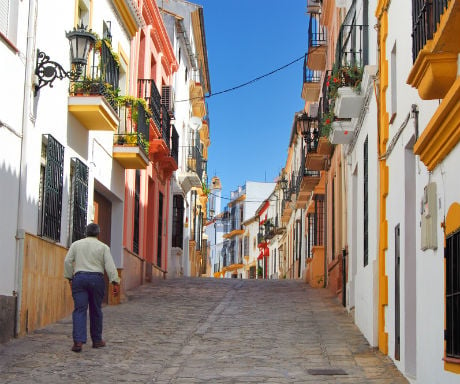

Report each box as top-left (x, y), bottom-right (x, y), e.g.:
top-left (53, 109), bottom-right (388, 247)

top-left (302, 56), bottom-right (322, 102)
top-left (157, 125), bottom-right (179, 176)
top-left (150, 105), bottom-right (171, 162)
top-left (302, 115), bottom-right (332, 171)
top-left (307, 0), bottom-right (322, 13)
top-left (113, 133), bottom-right (149, 169)
top-left (301, 169), bottom-right (321, 193)
top-left (281, 199), bottom-right (293, 223)
top-left (307, 13), bottom-right (327, 71)
top-left (190, 81), bottom-right (206, 118)
top-left (297, 167), bottom-right (320, 208)
top-left (408, 0), bottom-right (460, 99)
top-left (178, 145), bottom-right (204, 194)
top-left (138, 79), bottom-right (162, 135)
top-left (113, 101), bottom-right (150, 169)
top-left (68, 39), bottom-right (120, 132)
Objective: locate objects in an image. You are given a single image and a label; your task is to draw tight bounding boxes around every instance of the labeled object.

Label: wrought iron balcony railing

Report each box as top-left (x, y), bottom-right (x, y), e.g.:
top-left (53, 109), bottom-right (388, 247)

top-left (411, 0), bottom-right (449, 62)
top-left (306, 127), bottom-right (320, 153)
top-left (160, 104), bottom-right (171, 149)
top-left (118, 101), bottom-right (150, 140)
top-left (303, 55), bottom-right (322, 83)
top-left (187, 145), bottom-right (204, 181)
top-left (69, 39), bottom-right (120, 111)
top-left (138, 79), bottom-right (162, 129)
top-left (337, 23), bottom-right (366, 68)
top-left (113, 132), bottom-right (149, 156)
top-left (171, 125), bottom-right (179, 165)
top-left (308, 12), bottom-right (327, 48)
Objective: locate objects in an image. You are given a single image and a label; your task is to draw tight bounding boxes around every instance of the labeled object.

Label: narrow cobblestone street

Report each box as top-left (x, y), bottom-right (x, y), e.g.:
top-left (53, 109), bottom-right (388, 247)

top-left (0, 278), bottom-right (408, 383)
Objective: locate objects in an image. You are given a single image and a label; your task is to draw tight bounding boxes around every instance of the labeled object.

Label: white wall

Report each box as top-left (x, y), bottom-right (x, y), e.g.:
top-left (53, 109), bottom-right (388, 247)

top-left (245, 181), bottom-right (276, 220)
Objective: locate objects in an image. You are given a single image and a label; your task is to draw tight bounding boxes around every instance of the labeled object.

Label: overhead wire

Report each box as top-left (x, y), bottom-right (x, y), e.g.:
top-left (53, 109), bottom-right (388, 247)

top-left (175, 53), bottom-right (306, 103)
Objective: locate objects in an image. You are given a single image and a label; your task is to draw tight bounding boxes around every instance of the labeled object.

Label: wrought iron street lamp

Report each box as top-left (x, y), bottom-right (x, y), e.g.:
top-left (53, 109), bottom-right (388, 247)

top-left (297, 112), bottom-right (319, 152)
top-left (280, 176), bottom-right (289, 198)
top-left (34, 22), bottom-right (96, 95)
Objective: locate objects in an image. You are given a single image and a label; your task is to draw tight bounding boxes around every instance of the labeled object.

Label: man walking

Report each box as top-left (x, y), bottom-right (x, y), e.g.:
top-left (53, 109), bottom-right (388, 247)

top-left (64, 223), bottom-right (120, 352)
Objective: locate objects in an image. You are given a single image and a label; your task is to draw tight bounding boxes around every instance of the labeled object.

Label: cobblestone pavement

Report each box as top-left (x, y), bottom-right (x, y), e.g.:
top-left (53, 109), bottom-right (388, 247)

top-left (0, 278), bottom-right (408, 384)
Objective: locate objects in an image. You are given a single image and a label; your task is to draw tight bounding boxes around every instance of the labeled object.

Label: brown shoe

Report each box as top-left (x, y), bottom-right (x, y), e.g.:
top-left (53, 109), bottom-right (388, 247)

top-left (92, 340), bottom-right (106, 348)
top-left (71, 342), bottom-right (83, 352)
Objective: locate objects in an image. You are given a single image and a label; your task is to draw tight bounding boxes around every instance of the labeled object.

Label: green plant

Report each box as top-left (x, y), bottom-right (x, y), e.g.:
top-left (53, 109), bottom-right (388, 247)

top-left (95, 38), bottom-right (120, 67)
top-left (201, 181), bottom-right (210, 196)
top-left (327, 64), bottom-right (364, 100)
top-left (116, 95), bottom-right (152, 123)
top-left (258, 266), bottom-right (263, 278)
top-left (320, 108), bottom-right (335, 138)
top-left (139, 135), bottom-right (149, 154)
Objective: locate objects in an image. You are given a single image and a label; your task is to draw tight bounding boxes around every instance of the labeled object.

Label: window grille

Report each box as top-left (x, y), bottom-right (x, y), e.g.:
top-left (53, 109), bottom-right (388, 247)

top-left (364, 137), bottom-right (369, 266)
top-left (307, 213), bottom-right (315, 258)
top-left (133, 170), bottom-right (140, 254)
top-left (445, 229), bottom-right (460, 359)
top-left (172, 195), bottom-right (184, 248)
top-left (332, 178), bottom-right (335, 260)
top-left (70, 158), bottom-right (88, 243)
top-left (314, 196), bottom-right (324, 246)
top-left (39, 135), bottom-right (64, 242)
top-left (157, 192), bottom-right (163, 267)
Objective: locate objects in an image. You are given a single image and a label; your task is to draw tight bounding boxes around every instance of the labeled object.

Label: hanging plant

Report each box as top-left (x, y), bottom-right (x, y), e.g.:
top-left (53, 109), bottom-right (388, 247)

top-left (201, 181), bottom-right (210, 197)
top-left (320, 109), bottom-right (335, 138)
top-left (327, 64), bottom-right (364, 100)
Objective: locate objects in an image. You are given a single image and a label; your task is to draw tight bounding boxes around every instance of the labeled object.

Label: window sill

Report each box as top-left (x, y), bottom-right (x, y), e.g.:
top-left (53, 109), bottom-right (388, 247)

top-left (444, 357), bottom-right (460, 364)
top-left (0, 31), bottom-right (19, 53)
top-left (444, 356), bottom-right (460, 374)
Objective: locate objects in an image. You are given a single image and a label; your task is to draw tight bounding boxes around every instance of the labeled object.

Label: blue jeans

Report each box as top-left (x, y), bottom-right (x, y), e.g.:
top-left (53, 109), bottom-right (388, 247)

top-left (71, 272), bottom-right (105, 343)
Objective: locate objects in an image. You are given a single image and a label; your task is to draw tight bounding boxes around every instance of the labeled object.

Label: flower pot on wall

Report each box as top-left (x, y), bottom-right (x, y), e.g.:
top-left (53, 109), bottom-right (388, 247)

top-left (333, 86), bottom-right (365, 118)
top-left (329, 119), bottom-right (355, 144)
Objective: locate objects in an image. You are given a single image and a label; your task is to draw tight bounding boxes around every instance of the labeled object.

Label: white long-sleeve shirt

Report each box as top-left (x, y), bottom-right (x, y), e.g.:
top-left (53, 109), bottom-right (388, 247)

top-left (64, 236), bottom-right (120, 284)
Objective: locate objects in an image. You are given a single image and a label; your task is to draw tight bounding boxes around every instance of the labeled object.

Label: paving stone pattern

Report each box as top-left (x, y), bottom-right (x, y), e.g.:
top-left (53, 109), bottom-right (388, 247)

top-left (0, 278), bottom-right (409, 383)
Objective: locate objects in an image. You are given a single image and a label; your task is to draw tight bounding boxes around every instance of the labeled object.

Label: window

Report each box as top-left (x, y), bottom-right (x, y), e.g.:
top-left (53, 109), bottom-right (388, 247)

top-left (391, 43), bottom-right (397, 119)
top-left (243, 235), bottom-right (249, 256)
top-left (307, 213), bottom-right (315, 258)
top-left (38, 135), bottom-right (64, 242)
top-left (77, 0), bottom-right (90, 28)
top-left (364, 137), bottom-right (369, 267)
top-left (0, 0), bottom-right (19, 46)
top-left (445, 229), bottom-right (460, 359)
top-left (133, 170), bottom-right (140, 254)
top-left (69, 158), bottom-right (88, 244)
top-left (332, 178), bottom-right (335, 260)
top-left (314, 196), bottom-right (324, 246)
top-left (157, 192), bottom-right (163, 267)
top-left (172, 195), bottom-right (184, 248)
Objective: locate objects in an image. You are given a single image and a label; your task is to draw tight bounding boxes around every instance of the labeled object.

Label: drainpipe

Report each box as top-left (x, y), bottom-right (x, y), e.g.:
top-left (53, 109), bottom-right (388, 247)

top-left (15, 0), bottom-right (38, 337)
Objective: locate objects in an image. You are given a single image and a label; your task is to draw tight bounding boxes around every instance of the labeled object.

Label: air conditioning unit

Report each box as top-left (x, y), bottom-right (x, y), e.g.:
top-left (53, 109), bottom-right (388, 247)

top-left (307, 0), bottom-right (321, 13)
top-left (161, 85), bottom-right (175, 116)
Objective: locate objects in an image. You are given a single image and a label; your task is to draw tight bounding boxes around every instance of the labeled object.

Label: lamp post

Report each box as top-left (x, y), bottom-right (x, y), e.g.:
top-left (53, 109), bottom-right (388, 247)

top-left (280, 176), bottom-right (289, 199)
top-left (297, 112), bottom-right (319, 152)
top-left (34, 22), bottom-right (96, 95)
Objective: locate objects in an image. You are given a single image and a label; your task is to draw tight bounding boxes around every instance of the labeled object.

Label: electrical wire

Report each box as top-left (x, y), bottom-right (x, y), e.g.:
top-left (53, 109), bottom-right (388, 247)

top-left (175, 53), bottom-right (305, 103)
top-left (207, 190), bottom-right (279, 204)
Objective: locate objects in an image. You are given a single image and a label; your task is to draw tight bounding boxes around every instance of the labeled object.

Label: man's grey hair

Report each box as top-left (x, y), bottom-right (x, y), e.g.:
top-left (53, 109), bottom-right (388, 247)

top-left (86, 223), bottom-right (100, 237)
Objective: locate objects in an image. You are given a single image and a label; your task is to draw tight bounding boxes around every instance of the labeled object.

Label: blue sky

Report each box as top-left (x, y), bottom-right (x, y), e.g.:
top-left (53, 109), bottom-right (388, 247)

top-left (192, 0), bottom-right (308, 200)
